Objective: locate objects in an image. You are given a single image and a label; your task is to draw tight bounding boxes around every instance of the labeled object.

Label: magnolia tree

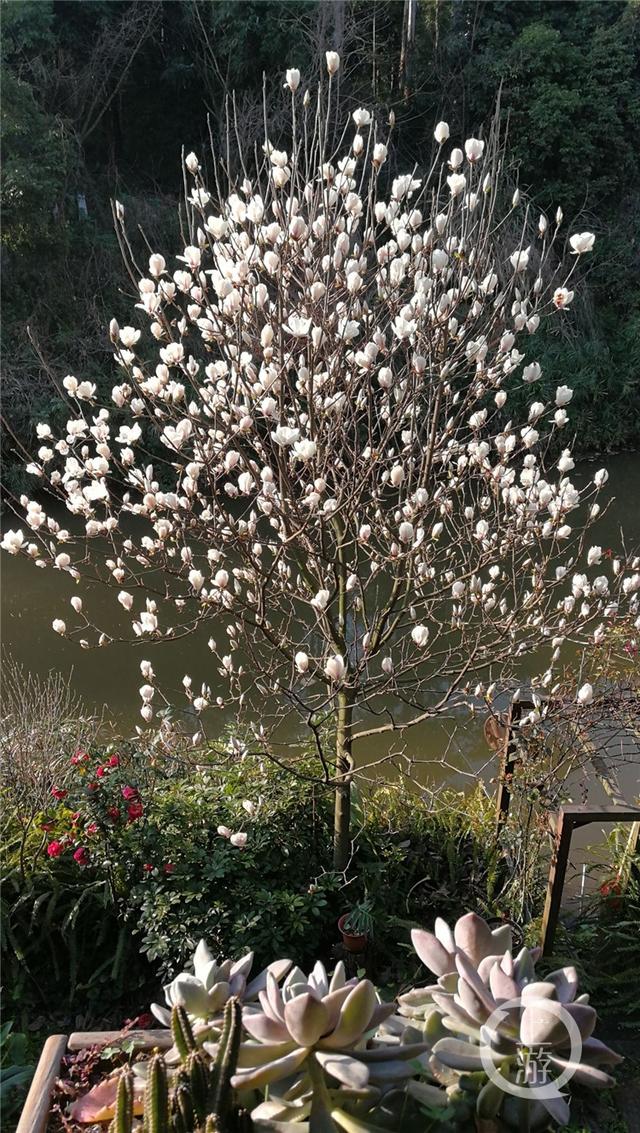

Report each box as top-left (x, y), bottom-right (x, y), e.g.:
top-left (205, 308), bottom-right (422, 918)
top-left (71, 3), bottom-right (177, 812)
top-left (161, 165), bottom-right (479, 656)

top-left (4, 55), bottom-right (639, 870)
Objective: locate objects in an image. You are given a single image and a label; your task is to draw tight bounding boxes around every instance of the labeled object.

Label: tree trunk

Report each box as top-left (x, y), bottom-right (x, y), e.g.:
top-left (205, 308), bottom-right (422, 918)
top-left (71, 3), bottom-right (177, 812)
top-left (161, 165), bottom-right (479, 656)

top-left (333, 688), bottom-right (354, 871)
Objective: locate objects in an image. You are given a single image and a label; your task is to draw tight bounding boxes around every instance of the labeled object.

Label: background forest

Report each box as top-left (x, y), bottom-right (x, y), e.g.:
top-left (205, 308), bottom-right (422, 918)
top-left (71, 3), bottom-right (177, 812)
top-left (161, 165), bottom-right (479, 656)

top-left (1, 0), bottom-right (640, 490)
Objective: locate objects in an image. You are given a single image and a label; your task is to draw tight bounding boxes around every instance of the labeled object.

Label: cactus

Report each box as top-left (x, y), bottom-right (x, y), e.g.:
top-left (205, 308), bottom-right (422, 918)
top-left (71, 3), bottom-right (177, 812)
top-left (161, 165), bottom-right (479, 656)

top-left (171, 1006), bottom-right (198, 1061)
top-left (110, 1000), bottom-right (251, 1133)
top-left (144, 1054), bottom-right (169, 1133)
top-left (207, 997), bottom-right (243, 1128)
top-left (109, 1067), bottom-right (134, 1133)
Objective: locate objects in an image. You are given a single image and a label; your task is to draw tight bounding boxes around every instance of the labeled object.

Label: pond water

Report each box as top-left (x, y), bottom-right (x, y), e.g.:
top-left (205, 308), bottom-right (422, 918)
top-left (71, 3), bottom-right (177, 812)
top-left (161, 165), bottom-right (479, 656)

top-left (2, 453), bottom-right (640, 896)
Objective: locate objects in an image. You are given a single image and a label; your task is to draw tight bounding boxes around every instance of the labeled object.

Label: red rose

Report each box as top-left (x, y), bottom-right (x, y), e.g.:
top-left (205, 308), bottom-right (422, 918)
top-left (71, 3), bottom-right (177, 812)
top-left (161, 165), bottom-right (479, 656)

top-left (121, 786), bottom-right (139, 801)
top-left (107, 806), bottom-right (121, 821)
top-left (127, 801), bottom-right (144, 822)
top-left (47, 840), bottom-right (64, 858)
top-left (70, 811), bottom-right (81, 824)
top-left (143, 863), bottom-right (153, 873)
top-left (51, 787), bottom-right (67, 800)
top-left (71, 748), bottom-right (89, 765)
top-left (107, 754), bottom-right (120, 768)
top-left (163, 862), bottom-right (175, 874)
top-left (73, 846), bottom-right (90, 866)
top-left (86, 822), bottom-right (99, 835)
top-left (96, 766), bottom-right (106, 778)
top-left (87, 781), bottom-right (99, 791)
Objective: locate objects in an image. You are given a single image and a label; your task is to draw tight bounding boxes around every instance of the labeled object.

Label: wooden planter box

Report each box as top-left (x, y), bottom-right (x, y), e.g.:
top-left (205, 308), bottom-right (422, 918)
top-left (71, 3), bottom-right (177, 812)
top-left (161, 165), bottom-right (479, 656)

top-left (17, 1029), bottom-right (171, 1133)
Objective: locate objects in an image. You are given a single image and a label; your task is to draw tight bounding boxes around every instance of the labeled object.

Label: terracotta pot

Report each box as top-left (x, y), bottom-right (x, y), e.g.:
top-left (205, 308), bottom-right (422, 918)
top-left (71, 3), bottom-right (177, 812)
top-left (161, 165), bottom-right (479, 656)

top-left (338, 913), bottom-right (368, 953)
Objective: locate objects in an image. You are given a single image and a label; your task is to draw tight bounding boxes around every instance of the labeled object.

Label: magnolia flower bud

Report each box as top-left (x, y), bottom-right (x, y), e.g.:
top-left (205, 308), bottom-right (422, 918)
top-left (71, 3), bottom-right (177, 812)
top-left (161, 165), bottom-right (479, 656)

top-left (325, 51), bottom-right (340, 76)
top-left (185, 152), bottom-right (199, 174)
top-left (577, 682), bottom-right (594, 706)
top-left (295, 651), bottom-right (309, 673)
top-left (52, 619), bottom-right (66, 635)
top-left (325, 654), bottom-right (345, 681)
top-left (411, 624), bottom-right (429, 648)
top-left (434, 121), bottom-right (449, 144)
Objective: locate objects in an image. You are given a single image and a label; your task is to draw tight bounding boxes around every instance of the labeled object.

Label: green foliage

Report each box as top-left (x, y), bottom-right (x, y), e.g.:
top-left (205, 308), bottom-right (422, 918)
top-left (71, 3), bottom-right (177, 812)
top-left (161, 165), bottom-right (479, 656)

top-left (0, 1022), bottom-right (34, 1125)
top-left (2, 739), bottom-right (505, 1022)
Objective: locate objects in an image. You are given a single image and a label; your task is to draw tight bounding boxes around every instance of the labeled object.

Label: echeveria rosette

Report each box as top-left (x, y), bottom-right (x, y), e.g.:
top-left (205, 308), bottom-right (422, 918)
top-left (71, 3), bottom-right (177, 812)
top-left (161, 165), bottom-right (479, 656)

top-left (151, 939), bottom-right (292, 1027)
top-left (406, 913), bottom-right (622, 1128)
top-left (207, 961), bottom-right (430, 1129)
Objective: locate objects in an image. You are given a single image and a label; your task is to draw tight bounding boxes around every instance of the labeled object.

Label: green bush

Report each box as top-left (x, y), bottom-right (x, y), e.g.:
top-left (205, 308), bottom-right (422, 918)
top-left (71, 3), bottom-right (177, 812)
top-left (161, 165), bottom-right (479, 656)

top-left (2, 738), bottom-right (506, 1026)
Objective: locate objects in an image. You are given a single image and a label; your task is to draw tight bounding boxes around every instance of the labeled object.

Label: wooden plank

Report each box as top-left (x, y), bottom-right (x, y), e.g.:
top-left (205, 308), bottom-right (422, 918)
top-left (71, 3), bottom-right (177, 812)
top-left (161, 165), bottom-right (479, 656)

top-left (16, 1034), bottom-right (67, 1133)
top-left (67, 1029), bottom-right (173, 1052)
top-left (494, 701), bottom-right (529, 832)
top-left (541, 809), bottom-right (574, 956)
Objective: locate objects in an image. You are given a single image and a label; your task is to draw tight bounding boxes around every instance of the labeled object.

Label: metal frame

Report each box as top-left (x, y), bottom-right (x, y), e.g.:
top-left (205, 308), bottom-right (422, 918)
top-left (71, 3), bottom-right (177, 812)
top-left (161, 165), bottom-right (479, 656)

top-left (540, 804), bottom-right (640, 955)
top-left (488, 704), bottom-right (640, 955)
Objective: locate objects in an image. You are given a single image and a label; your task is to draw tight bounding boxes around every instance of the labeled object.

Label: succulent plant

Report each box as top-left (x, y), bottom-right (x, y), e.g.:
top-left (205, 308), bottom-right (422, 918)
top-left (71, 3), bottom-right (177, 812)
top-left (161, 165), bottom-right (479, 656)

top-left (205, 961), bottom-right (429, 1129)
top-left (111, 999), bottom-right (254, 1133)
top-left (151, 940), bottom-right (292, 1028)
top-left (406, 912), bottom-right (623, 1128)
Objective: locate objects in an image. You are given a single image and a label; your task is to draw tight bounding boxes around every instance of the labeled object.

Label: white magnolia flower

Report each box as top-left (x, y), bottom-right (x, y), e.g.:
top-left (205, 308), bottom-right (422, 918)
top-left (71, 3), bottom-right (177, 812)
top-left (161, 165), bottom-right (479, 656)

top-left (217, 825), bottom-right (232, 838)
top-left (447, 173), bottom-right (466, 197)
top-left (434, 121), bottom-right (450, 144)
top-left (70, 596), bottom-right (83, 613)
top-left (271, 426), bottom-right (300, 446)
top-left (449, 147), bottom-right (463, 168)
top-left (352, 108), bottom-right (371, 128)
top-left (587, 546), bottom-right (602, 566)
top-left (284, 68), bottom-right (301, 93)
top-left (399, 521), bottom-right (414, 544)
top-left (230, 832), bottom-right (247, 848)
top-left (464, 137), bottom-right (484, 163)
top-left (119, 326), bottom-right (141, 348)
top-left (140, 684), bottom-right (155, 703)
top-left (411, 625), bottom-right (429, 648)
top-left (372, 142), bottom-right (388, 167)
top-left (325, 654), bottom-right (346, 681)
top-left (293, 439), bottom-right (317, 461)
top-left (285, 315), bottom-right (312, 337)
top-left (594, 468), bottom-right (609, 488)
top-left (569, 232), bottom-right (595, 255)
top-left (311, 589), bottom-right (330, 611)
top-left (295, 651), bottom-right (309, 673)
top-left (1, 529), bottom-right (25, 554)
top-left (118, 590), bottom-right (134, 611)
top-left (557, 450), bottom-right (575, 473)
top-left (522, 362), bottom-right (542, 384)
top-left (555, 385), bottom-right (573, 407)
top-left (185, 152), bottom-right (199, 173)
top-left (510, 246), bottom-right (530, 272)
top-left (325, 51), bottom-right (340, 76)
top-left (149, 254), bottom-right (166, 277)
top-left (214, 569), bottom-right (229, 589)
top-left (553, 287), bottom-right (574, 309)
top-left (52, 619), bottom-right (66, 635)
top-left (577, 682), bottom-right (594, 706)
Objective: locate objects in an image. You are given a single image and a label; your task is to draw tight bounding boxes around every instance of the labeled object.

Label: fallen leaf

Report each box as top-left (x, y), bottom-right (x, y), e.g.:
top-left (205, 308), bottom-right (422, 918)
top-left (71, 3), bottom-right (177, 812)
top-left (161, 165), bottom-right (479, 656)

top-left (69, 1075), bottom-right (144, 1123)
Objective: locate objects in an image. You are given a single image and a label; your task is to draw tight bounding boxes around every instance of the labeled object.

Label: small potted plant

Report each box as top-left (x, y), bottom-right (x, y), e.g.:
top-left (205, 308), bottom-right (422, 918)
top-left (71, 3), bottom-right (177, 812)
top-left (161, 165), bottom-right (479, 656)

top-left (338, 896), bottom-right (375, 952)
